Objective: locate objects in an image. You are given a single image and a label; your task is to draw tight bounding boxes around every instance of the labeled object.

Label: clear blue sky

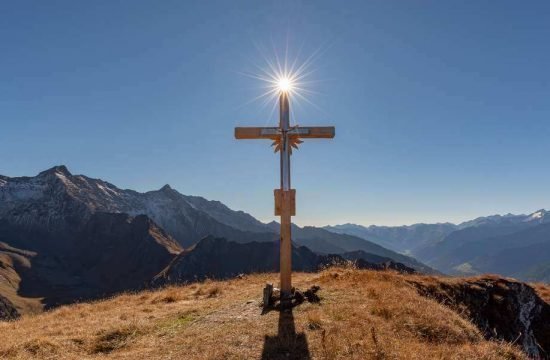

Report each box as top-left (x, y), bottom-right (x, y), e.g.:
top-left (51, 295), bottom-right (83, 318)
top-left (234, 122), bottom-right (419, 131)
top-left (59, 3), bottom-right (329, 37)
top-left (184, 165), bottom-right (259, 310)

top-left (1, 1), bottom-right (549, 226)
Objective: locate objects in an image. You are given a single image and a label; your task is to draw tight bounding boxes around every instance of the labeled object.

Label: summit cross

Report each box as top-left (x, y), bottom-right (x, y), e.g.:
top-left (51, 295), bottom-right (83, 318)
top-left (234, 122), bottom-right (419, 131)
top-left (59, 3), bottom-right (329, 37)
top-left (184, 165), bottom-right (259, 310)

top-left (235, 90), bottom-right (335, 302)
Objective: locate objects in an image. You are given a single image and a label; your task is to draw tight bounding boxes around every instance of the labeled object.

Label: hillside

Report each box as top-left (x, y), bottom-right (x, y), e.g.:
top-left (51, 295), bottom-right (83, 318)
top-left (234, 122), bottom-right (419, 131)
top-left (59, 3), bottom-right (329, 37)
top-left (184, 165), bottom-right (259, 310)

top-left (153, 236), bottom-right (415, 284)
top-left (1, 269), bottom-right (548, 360)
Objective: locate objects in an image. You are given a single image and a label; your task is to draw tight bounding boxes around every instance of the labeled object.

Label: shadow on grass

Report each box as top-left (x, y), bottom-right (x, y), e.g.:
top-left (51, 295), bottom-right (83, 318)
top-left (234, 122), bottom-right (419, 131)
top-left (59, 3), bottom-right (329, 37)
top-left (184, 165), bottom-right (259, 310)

top-left (261, 308), bottom-right (310, 360)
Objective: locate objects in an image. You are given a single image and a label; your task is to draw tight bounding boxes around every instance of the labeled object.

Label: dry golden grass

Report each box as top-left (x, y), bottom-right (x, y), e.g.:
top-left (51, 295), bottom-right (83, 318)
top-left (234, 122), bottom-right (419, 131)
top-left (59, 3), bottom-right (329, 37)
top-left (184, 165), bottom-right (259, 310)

top-left (0, 269), bottom-right (528, 359)
top-left (531, 282), bottom-right (550, 303)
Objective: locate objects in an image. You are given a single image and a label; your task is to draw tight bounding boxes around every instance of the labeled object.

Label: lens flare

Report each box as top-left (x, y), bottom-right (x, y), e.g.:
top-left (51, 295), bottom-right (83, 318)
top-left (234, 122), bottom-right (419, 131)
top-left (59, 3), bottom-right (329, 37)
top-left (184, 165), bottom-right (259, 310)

top-left (240, 43), bottom-right (326, 122)
top-left (277, 77), bottom-right (292, 93)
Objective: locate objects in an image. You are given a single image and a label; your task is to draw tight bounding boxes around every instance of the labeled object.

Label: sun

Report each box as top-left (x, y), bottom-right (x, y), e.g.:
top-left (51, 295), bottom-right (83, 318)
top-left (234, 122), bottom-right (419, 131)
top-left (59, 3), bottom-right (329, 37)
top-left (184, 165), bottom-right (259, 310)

top-left (239, 44), bottom-right (326, 119)
top-left (277, 77), bottom-right (292, 93)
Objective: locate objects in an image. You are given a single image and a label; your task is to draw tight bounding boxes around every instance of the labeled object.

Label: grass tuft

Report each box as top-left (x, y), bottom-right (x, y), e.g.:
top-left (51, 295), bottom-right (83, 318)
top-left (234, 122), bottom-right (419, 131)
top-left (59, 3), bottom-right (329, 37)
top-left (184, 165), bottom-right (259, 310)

top-left (207, 285), bottom-right (222, 298)
top-left (90, 325), bottom-right (139, 354)
top-left (307, 310), bottom-right (323, 330)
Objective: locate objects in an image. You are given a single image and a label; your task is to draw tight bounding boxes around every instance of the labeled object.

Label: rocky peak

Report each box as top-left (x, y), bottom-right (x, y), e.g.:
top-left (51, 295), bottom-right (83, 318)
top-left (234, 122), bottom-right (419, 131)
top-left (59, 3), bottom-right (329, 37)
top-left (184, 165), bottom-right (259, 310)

top-left (159, 184), bottom-right (173, 192)
top-left (526, 209), bottom-right (549, 223)
top-left (38, 165), bottom-right (72, 178)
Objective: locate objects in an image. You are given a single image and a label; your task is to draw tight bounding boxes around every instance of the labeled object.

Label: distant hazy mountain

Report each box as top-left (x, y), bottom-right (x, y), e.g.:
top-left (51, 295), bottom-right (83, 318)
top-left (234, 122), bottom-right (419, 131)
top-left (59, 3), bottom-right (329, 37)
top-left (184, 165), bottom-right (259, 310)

top-left (325, 210), bottom-right (550, 282)
top-left (430, 221), bottom-right (550, 282)
top-left (457, 210), bottom-right (549, 229)
top-left (324, 223), bottom-right (457, 254)
top-left (416, 210), bottom-right (549, 271)
top-left (287, 225), bottom-right (433, 273)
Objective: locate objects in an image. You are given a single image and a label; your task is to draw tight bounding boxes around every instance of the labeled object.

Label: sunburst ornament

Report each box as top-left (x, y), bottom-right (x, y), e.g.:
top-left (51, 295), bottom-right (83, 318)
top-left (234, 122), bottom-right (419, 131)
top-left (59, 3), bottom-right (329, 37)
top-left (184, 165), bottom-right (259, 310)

top-left (271, 127), bottom-right (304, 154)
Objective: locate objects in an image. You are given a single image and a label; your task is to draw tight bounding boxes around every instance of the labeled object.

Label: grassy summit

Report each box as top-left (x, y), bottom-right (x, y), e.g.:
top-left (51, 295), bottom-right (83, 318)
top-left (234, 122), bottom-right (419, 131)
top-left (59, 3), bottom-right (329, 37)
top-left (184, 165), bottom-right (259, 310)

top-left (1, 268), bottom-right (543, 359)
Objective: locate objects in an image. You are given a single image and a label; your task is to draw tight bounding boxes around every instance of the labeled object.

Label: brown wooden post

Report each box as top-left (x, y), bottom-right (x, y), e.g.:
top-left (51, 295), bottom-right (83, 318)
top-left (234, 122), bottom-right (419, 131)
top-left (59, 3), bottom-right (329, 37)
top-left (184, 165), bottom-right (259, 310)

top-left (279, 191), bottom-right (292, 298)
top-left (278, 92), bottom-right (293, 301)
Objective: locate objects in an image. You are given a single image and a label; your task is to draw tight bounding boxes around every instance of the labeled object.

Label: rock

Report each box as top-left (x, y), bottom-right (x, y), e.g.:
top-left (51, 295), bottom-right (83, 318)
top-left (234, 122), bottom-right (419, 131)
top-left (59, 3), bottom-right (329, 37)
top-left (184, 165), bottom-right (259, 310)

top-left (308, 322), bottom-right (321, 330)
top-left (263, 283), bottom-right (273, 309)
top-left (304, 286), bottom-right (321, 303)
top-left (0, 295), bottom-right (19, 321)
top-left (293, 290), bottom-right (305, 304)
top-left (410, 276), bottom-right (550, 358)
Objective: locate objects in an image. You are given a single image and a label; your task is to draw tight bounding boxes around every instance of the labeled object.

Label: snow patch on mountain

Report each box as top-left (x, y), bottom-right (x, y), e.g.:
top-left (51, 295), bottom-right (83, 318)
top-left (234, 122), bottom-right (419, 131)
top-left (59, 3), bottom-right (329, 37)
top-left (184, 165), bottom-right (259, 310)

top-left (0, 166), bottom-right (274, 247)
top-left (524, 209), bottom-right (547, 222)
top-left (0, 176), bottom-right (48, 202)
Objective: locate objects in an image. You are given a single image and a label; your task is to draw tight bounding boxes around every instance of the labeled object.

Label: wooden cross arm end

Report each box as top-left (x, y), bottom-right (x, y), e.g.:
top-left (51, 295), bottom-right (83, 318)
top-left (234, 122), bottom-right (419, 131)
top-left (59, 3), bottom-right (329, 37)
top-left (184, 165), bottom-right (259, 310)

top-left (290, 126), bottom-right (335, 139)
top-left (235, 127), bottom-right (279, 140)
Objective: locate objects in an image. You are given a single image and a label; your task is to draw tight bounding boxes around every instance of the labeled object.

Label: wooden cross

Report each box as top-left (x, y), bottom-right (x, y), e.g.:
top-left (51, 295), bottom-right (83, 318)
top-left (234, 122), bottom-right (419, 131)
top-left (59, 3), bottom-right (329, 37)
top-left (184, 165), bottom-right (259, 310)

top-left (235, 91), bottom-right (335, 301)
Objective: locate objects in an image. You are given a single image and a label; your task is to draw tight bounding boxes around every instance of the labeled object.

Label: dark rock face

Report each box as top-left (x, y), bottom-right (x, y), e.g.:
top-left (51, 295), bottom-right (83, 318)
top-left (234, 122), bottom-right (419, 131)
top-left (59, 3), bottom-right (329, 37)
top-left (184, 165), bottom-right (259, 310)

top-left (0, 294), bottom-right (19, 321)
top-left (410, 277), bottom-right (550, 358)
top-left (339, 251), bottom-right (416, 274)
top-left (154, 236), bottom-right (415, 285)
top-left (359, 259), bottom-right (416, 274)
top-left (154, 237), bottom-right (317, 284)
top-left (0, 212), bottom-right (182, 309)
top-left (71, 213), bottom-right (182, 294)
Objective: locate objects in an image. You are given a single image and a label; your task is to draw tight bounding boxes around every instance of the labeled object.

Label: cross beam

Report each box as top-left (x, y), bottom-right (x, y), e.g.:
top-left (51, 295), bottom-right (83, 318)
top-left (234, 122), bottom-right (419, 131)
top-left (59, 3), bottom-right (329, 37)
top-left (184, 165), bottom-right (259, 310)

top-left (235, 92), bottom-right (335, 303)
top-left (235, 126), bottom-right (335, 140)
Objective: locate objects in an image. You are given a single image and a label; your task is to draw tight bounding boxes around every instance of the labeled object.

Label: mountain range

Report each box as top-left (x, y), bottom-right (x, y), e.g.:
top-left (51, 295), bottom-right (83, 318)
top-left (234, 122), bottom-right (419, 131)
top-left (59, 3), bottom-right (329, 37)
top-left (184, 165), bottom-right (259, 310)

top-left (0, 166), bottom-right (425, 316)
top-left (1, 165), bottom-right (549, 319)
top-left (324, 209), bottom-right (550, 282)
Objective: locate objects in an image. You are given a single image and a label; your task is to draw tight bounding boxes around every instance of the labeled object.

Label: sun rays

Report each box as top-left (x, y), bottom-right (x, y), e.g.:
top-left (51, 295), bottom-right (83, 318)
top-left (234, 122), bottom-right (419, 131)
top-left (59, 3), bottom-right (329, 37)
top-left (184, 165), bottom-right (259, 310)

top-left (239, 42), bottom-right (327, 124)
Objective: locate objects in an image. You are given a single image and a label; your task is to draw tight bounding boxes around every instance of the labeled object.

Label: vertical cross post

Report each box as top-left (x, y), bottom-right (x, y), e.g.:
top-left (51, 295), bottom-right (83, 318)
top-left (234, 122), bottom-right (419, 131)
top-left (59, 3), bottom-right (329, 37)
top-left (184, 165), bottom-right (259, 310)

top-left (278, 92), bottom-right (292, 300)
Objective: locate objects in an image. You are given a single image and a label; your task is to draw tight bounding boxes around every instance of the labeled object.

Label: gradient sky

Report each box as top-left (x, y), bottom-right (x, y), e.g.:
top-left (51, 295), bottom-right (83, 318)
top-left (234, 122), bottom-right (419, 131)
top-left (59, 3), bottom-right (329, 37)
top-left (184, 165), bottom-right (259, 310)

top-left (1, 1), bottom-right (549, 226)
